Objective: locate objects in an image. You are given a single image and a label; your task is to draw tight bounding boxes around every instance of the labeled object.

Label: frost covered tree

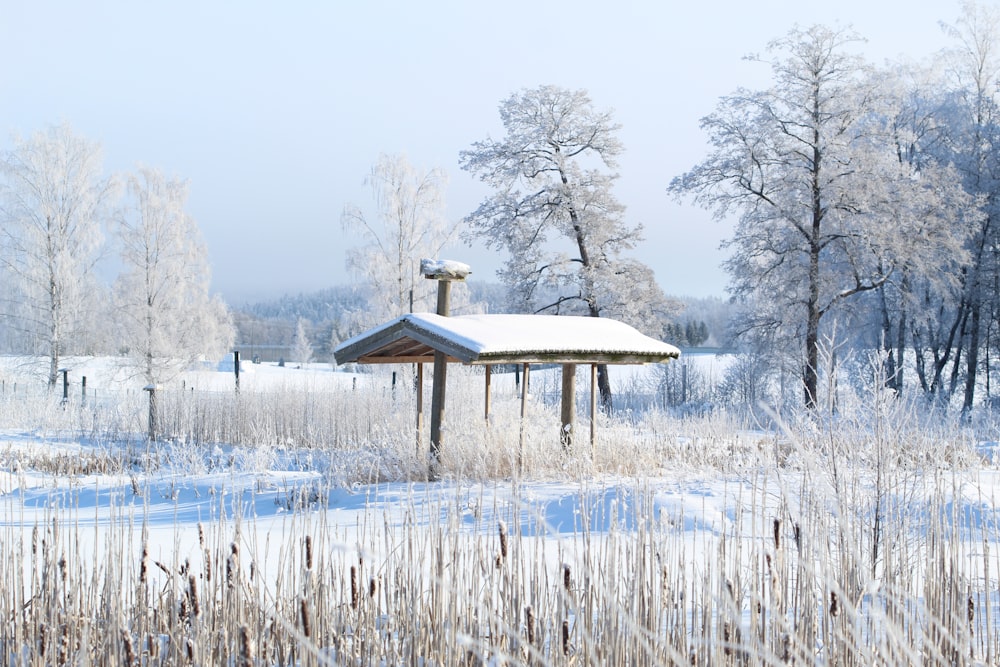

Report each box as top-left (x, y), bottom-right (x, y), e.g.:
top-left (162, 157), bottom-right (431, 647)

top-left (864, 63), bottom-right (980, 398)
top-left (341, 153), bottom-right (458, 326)
top-left (932, 1), bottom-right (1000, 411)
top-left (113, 167), bottom-right (232, 384)
top-left (291, 318), bottom-right (313, 366)
top-left (670, 26), bottom-right (977, 408)
top-left (0, 124), bottom-right (116, 385)
top-left (460, 85), bottom-right (673, 409)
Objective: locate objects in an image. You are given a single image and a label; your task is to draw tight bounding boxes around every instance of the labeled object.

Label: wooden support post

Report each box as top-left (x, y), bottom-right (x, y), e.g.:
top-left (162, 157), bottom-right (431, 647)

top-left (590, 363), bottom-right (598, 457)
top-left (560, 363), bottom-right (576, 449)
top-left (233, 350), bottom-right (240, 393)
top-left (430, 350), bottom-right (446, 470)
top-left (416, 363), bottom-right (424, 450)
top-left (420, 258), bottom-right (470, 480)
top-left (428, 279), bottom-right (452, 477)
top-left (484, 364), bottom-right (492, 423)
top-left (518, 363), bottom-right (530, 472)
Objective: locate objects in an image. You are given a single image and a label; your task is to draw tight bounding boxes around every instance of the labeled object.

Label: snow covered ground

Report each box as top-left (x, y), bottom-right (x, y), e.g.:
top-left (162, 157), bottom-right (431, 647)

top-left (0, 354), bottom-right (998, 663)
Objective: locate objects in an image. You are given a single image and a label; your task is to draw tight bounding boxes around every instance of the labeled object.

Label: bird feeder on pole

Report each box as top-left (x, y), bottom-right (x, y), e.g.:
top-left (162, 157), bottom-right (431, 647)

top-left (420, 258), bottom-right (471, 479)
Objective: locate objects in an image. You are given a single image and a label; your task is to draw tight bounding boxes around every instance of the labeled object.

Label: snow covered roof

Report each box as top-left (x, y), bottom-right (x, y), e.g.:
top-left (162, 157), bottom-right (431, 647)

top-left (334, 313), bottom-right (681, 366)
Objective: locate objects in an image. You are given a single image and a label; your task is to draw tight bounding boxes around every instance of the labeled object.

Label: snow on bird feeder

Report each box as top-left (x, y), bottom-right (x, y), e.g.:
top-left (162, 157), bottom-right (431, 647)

top-left (420, 258), bottom-right (471, 281)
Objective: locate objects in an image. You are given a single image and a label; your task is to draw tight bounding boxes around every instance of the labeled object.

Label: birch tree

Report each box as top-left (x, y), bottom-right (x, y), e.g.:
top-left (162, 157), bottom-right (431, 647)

top-left (113, 167), bottom-right (232, 385)
top-left (460, 85), bottom-right (673, 410)
top-left (0, 124), bottom-right (116, 385)
top-left (341, 153), bottom-right (457, 326)
top-left (670, 26), bottom-right (977, 408)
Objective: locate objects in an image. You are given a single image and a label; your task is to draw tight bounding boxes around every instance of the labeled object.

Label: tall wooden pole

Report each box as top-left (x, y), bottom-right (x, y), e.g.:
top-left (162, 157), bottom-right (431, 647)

top-left (420, 258), bottom-right (471, 481)
top-left (484, 364), bottom-right (492, 423)
top-left (429, 280), bottom-right (451, 472)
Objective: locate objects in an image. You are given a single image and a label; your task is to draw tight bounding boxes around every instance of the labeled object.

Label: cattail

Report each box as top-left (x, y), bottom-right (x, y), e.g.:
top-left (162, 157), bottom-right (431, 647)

top-left (140, 542), bottom-right (148, 585)
top-left (369, 576), bottom-right (378, 598)
top-left (830, 591), bottom-right (839, 617)
top-left (969, 595), bottom-right (975, 626)
top-left (773, 518), bottom-right (781, 550)
top-left (227, 542), bottom-right (239, 588)
top-left (197, 523), bottom-right (205, 549)
top-left (121, 628), bottom-right (136, 667)
top-left (238, 625), bottom-right (254, 667)
top-left (563, 564), bottom-right (571, 593)
top-left (186, 637), bottom-right (196, 663)
top-left (146, 633), bottom-right (158, 661)
top-left (305, 535), bottom-right (313, 571)
top-left (188, 575), bottom-right (200, 618)
top-left (793, 523), bottom-right (801, 551)
top-left (350, 566), bottom-right (359, 610)
top-left (58, 622), bottom-right (68, 666)
top-left (525, 606), bottom-right (535, 646)
top-left (498, 520), bottom-right (508, 560)
top-left (300, 598), bottom-right (311, 638)
top-left (562, 619), bottom-right (570, 656)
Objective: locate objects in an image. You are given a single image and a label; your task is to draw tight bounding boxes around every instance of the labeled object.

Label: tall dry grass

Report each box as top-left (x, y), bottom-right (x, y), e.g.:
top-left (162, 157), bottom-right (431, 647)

top-left (0, 362), bottom-right (998, 663)
top-left (0, 457), bottom-right (997, 665)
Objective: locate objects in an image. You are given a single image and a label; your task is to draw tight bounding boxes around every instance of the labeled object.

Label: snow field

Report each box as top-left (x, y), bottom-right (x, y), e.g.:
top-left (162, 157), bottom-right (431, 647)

top-left (0, 355), bottom-right (997, 663)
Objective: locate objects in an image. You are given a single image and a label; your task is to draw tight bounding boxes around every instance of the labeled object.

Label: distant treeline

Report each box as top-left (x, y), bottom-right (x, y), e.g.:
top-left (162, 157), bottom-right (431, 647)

top-left (229, 285), bottom-right (731, 363)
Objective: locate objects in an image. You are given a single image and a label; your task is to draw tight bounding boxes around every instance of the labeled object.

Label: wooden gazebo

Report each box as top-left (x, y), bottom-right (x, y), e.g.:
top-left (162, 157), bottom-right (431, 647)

top-left (333, 311), bottom-right (680, 453)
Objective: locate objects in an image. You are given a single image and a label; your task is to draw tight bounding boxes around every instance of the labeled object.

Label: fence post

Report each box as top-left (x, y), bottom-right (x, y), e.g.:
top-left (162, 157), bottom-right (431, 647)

top-left (81, 376), bottom-right (87, 405)
top-left (59, 368), bottom-right (69, 405)
top-left (233, 350), bottom-right (240, 393)
top-left (144, 385), bottom-right (157, 441)
top-left (682, 363), bottom-right (688, 404)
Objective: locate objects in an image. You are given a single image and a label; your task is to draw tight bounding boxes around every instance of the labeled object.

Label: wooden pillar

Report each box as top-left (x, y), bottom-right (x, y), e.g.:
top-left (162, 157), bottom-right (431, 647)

top-left (590, 363), bottom-right (598, 455)
top-left (560, 363), bottom-right (576, 448)
top-left (233, 350), bottom-right (240, 393)
top-left (416, 363), bottom-right (424, 449)
top-left (429, 279), bottom-right (452, 475)
top-left (430, 349), bottom-right (447, 468)
top-left (518, 363), bottom-right (530, 472)
top-left (420, 258), bottom-right (471, 479)
top-left (484, 364), bottom-right (492, 423)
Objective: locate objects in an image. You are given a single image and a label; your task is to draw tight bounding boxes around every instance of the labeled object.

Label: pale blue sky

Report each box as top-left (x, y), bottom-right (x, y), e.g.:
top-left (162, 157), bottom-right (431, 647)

top-left (0, 1), bottom-right (961, 302)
